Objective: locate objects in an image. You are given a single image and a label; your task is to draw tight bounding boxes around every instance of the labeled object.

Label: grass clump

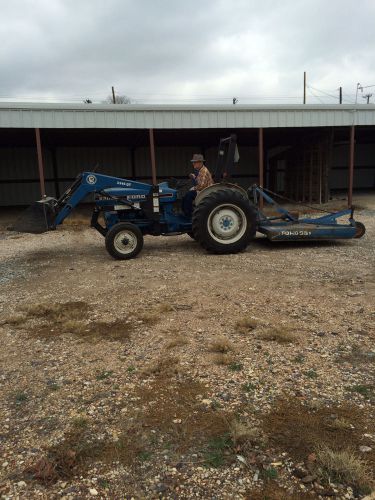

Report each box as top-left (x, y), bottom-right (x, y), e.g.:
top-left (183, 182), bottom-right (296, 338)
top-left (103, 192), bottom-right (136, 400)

top-left (349, 385), bottom-right (375, 400)
top-left (142, 355), bottom-right (180, 376)
top-left (293, 354), bottom-right (305, 363)
top-left (2, 313), bottom-right (27, 326)
top-left (330, 417), bottom-right (352, 431)
top-left (228, 362), bottom-right (243, 372)
top-left (305, 368), bottom-right (318, 379)
top-left (261, 467), bottom-right (278, 480)
top-left (243, 382), bottom-right (256, 393)
top-left (208, 337), bottom-right (234, 354)
top-left (211, 353), bottom-right (236, 366)
top-left (317, 446), bottom-right (373, 494)
top-left (137, 303), bottom-right (174, 325)
top-left (258, 327), bottom-right (297, 344)
top-left (203, 434), bottom-right (233, 467)
top-left (166, 335), bottom-right (188, 349)
top-left (235, 317), bottom-right (258, 334)
top-left (22, 301), bottom-right (88, 322)
top-left (14, 392), bottom-right (28, 404)
top-left (96, 370), bottom-right (113, 381)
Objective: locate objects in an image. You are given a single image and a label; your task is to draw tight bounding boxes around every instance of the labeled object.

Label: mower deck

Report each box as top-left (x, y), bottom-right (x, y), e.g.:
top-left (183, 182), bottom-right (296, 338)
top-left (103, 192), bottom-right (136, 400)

top-left (258, 222), bottom-right (358, 241)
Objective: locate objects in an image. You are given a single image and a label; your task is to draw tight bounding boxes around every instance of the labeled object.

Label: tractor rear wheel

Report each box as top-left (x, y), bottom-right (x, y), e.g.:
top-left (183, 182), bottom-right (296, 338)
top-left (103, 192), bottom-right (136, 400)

top-left (105, 223), bottom-right (144, 260)
top-left (192, 188), bottom-right (257, 254)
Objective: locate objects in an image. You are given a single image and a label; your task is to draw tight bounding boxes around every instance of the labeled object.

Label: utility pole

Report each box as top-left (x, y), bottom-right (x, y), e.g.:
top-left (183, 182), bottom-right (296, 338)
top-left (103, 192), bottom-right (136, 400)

top-left (303, 71), bottom-right (306, 104)
top-left (362, 93), bottom-right (372, 104)
top-left (339, 87), bottom-right (342, 104)
top-left (111, 86), bottom-right (116, 104)
top-left (355, 83), bottom-right (362, 104)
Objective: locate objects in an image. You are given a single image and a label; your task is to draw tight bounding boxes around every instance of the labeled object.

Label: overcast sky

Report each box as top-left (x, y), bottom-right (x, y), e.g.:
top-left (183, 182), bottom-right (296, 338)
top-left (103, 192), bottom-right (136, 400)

top-left (1, 0), bottom-right (374, 104)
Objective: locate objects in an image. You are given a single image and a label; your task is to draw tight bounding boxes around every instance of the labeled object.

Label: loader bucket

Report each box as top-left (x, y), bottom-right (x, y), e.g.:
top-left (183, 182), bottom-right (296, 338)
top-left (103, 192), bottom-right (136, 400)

top-left (9, 199), bottom-right (56, 234)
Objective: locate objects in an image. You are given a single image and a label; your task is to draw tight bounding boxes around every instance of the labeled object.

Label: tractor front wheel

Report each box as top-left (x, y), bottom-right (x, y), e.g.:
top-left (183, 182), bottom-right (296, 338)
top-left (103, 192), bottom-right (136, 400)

top-left (354, 221), bottom-right (366, 238)
top-left (105, 223), bottom-right (144, 260)
top-left (192, 188), bottom-right (257, 254)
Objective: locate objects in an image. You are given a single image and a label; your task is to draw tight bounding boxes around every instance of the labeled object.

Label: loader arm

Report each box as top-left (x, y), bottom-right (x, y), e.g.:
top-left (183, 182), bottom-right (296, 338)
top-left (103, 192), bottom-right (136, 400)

top-left (10, 172), bottom-right (153, 234)
top-left (53, 172), bottom-right (152, 226)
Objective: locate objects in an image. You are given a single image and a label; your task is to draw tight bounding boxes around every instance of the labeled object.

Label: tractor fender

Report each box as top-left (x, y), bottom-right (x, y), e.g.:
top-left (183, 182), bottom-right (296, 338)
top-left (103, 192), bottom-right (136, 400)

top-left (195, 182), bottom-right (248, 206)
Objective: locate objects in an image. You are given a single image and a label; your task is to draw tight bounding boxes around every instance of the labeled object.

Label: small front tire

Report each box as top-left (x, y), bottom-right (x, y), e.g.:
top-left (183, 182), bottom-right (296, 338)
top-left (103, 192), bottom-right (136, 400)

top-left (354, 221), bottom-right (366, 239)
top-left (105, 223), bottom-right (144, 260)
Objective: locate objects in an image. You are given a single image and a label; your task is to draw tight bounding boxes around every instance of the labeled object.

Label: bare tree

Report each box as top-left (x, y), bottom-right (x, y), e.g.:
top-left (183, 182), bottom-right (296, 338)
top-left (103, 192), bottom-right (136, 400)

top-left (103, 94), bottom-right (132, 104)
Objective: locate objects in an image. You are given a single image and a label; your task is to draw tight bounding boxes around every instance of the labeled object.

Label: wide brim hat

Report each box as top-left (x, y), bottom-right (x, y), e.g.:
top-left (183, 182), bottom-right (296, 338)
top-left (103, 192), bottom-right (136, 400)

top-left (190, 153), bottom-right (205, 163)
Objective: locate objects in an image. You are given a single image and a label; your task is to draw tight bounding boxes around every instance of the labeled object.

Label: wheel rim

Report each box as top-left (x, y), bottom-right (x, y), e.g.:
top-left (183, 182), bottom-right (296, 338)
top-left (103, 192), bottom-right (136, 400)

top-left (113, 230), bottom-right (137, 254)
top-left (207, 203), bottom-right (247, 244)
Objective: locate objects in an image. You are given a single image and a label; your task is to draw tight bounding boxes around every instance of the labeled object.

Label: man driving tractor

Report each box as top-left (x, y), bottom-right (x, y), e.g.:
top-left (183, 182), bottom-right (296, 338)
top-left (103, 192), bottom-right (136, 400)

top-left (182, 153), bottom-right (214, 216)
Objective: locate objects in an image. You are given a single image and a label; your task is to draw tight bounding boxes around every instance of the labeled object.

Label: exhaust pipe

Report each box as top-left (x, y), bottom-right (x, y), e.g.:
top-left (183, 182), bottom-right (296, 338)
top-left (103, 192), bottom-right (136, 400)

top-left (8, 197), bottom-right (57, 234)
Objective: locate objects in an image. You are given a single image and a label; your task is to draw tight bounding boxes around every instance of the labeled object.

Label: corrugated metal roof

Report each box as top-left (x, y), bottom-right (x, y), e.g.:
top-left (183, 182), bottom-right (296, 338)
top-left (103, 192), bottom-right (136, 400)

top-left (0, 102), bottom-right (375, 129)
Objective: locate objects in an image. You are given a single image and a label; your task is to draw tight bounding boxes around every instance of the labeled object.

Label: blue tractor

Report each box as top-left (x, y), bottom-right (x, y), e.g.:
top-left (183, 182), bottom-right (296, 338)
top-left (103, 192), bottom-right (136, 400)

top-left (11, 135), bottom-right (365, 260)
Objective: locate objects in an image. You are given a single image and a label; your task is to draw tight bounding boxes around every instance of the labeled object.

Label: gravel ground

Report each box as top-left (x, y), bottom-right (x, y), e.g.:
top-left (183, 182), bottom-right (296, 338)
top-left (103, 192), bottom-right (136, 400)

top-left (0, 195), bottom-right (374, 499)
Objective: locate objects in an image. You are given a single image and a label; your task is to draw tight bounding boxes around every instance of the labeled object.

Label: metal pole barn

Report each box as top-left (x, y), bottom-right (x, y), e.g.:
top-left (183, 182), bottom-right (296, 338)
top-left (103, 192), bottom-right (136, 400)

top-left (35, 128), bottom-right (46, 198)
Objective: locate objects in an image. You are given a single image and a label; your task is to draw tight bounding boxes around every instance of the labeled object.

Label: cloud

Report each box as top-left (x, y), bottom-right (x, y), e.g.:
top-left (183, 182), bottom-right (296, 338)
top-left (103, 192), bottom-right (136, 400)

top-left (0, 0), bottom-right (374, 103)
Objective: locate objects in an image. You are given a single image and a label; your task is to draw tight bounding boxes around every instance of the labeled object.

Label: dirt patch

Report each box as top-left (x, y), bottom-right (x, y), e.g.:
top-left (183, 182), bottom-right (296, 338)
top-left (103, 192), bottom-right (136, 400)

top-left (136, 377), bottom-right (233, 454)
top-left (245, 483), bottom-right (316, 499)
top-left (23, 418), bottom-right (145, 484)
top-left (262, 399), bottom-right (375, 493)
top-left (262, 399), bottom-right (375, 461)
top-left (33, 318), bottom-right (133, 342)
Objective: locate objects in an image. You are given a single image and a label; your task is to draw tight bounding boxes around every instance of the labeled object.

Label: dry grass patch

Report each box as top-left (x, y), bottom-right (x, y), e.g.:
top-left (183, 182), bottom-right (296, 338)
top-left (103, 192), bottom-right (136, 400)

top-left (24, 418), bottom-right (145, 484)
top-left (229, 419), bottom-right (266, 448)
top-left (21, 301), bottom-right (89, 322)
top-left (2, 313), bottom-right (27, 326)
top-left (257, 327), bottom-right (298, 344)
top-left (137, 302), bottom-right (174, 325)
top-left (136, 377), bottom-right (234, 455)
top-left (317, 446), bottom-right (373, 495)
top-left (235, 317), bottom-right (258, 334)
top-left (208, 337), bottom-right (235, 354)
top-left (245, 484), bottom-right (316, 500)
top-left (211, 353), bottom-right (236, 366)
top-left (32, 317), bottom-right (132, 343)
top-left (166, 335), bottom-right (188, 349)
top-left (261, 399), bottom-right (375, 494)
top-left (141, 355), bottom-right (180, 376)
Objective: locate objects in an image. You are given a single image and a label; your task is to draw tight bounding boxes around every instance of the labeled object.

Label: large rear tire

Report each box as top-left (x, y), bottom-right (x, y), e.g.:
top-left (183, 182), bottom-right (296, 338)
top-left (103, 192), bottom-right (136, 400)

top-left (105, 223), bottom-right (144, 260)
top-left (192, 188), bottom-right (257, 254)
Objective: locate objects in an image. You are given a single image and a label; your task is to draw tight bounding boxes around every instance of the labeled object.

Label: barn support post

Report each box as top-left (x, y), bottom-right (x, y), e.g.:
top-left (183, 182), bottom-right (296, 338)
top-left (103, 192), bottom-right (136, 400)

top-left (348, 125), bottom-right (355, 208)
top-left (149, 128), bottom-right (157, 185)
top-left (130, 147), bottom-right (136, 179)
top-left (35, 128), bottom-right (46, 198)
top-left (258, 127), bottom-right (264, 209)
top-left (51, 148), bottom-right (60, 199)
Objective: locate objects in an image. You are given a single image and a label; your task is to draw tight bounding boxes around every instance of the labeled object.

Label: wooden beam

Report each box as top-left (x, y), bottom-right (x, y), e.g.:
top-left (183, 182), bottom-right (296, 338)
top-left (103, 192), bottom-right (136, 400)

top-left (130, 147), bottom-right (136, 179)
top-left (35, 128), bottom-right (46, 198)
top-left (258, 127), bottom-right (264, 209)
top-left (348, 125), bottom-right (355, 207)
top-left (149, 128), bottom-right (157, 185)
